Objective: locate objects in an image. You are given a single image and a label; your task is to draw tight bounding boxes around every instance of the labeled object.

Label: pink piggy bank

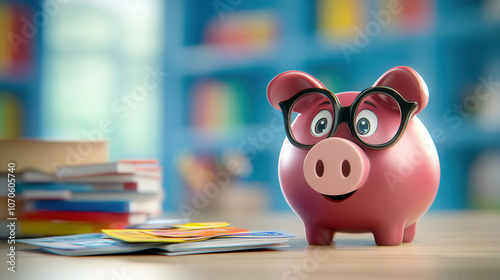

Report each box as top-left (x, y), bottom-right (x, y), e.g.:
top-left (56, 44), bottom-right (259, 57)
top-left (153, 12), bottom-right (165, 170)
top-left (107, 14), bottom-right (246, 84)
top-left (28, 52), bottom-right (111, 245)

top-left (267, 66), bottom-right (440, 246)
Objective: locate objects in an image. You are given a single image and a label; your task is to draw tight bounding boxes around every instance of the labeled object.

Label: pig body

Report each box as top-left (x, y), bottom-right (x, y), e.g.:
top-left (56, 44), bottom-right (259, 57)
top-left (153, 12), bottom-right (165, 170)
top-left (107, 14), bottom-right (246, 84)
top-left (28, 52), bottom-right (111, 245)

top-left (267, 67), bottom-right (440, 246)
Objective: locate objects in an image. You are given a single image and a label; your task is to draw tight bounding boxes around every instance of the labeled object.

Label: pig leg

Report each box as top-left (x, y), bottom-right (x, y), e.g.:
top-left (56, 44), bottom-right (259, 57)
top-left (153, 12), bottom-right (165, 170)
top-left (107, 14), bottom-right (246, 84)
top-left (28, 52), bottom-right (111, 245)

top-left (372, 224), bottom-right (405, 246)
top-left (305, 224), bottom-right (334, 245)
top-left (402, 223), bottom-right (417, 243)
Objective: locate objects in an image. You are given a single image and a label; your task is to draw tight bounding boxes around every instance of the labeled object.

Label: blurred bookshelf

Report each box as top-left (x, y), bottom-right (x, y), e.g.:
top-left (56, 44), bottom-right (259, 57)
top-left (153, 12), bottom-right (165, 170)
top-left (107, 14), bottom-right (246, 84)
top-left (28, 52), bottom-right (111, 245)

top-left (161, 0), bottom-right (500, 211)
top-left (0, 0), bottom-right (41, 138)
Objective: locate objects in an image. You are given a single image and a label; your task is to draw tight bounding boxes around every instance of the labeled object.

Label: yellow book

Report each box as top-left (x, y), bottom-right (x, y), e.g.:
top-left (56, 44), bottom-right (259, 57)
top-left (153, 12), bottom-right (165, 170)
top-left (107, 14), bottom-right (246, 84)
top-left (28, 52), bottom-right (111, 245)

top-left (19, 220), bottom-right (126, 236)
top-left (318, 0), bottom-right (363, 41)
top-left (20, 221), bottom-right (95, 236)
top-left (0, 93), bottom-right (21, 138)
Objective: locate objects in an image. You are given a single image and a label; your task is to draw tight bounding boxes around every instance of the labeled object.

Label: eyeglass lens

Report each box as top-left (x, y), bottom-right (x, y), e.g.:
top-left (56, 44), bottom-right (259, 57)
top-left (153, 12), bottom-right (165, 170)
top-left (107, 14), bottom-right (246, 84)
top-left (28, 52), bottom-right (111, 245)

top-left (288, 90), bottom-right (403, 147)
top-left (353, 92), bottom-right (402, 146)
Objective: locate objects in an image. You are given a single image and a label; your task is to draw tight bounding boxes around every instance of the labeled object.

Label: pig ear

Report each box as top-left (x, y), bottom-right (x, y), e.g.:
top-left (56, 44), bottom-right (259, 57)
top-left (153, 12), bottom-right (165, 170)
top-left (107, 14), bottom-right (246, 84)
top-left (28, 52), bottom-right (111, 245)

top-left (373, 66), bottom-right (429, 115)
top-left (267, 71), bottom-right (326, 111)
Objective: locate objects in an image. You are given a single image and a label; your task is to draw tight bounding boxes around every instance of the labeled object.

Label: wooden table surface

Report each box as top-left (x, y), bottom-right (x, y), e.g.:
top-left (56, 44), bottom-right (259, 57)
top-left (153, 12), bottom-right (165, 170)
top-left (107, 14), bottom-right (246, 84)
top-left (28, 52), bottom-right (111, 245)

top-left (1, 211), bottom-right (499, 280)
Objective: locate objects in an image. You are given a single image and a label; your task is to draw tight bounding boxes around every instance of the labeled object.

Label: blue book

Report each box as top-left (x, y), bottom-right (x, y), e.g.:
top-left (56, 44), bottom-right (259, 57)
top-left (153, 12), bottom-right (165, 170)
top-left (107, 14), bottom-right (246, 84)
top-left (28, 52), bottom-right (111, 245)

top-left (16, 183), bottom-right (131, 192)
top-left (27, 199), bottom-right (161, 215)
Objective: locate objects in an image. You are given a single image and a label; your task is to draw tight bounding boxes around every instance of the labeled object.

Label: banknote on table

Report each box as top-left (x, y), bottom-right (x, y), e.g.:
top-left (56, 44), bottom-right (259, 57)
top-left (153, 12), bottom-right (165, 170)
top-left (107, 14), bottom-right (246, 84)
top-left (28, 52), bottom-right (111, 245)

top-left (31, 234), bottom-right (294, 256)
top-left (19, 222), bottom-right (297, 256)
top-left (18, 233), bottom-right (159, 256)
top-left (155, 244), bottom-right (290, 256)
top-left (154, 232), bottom-right (295, 255)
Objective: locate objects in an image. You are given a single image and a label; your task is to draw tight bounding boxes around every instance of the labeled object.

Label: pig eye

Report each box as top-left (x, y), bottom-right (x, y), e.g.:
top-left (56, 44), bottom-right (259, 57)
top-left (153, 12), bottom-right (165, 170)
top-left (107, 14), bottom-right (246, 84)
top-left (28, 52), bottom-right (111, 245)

top-left (355, 110), bottom-right (378, 137)
top-left (310, 110), bottom-right (333, 137)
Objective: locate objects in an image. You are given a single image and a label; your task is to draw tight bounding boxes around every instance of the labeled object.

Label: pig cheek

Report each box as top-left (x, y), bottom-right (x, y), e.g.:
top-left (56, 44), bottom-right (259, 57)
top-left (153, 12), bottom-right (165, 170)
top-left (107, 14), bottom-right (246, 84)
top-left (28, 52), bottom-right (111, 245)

top-left (280, 115), bottom-right (327, 192)
top-left (278, 140), bottom-right (309, 192)
top-left (278, 140), bottom-right (322, 207)
top-left (362, 120), bottom-right (440, 202)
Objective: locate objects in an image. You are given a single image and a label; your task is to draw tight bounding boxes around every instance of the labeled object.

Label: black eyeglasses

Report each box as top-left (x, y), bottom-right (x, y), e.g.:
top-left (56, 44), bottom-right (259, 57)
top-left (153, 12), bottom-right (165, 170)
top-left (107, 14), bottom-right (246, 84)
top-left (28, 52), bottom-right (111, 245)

top-left (278, 86), bottom-right (418, 150)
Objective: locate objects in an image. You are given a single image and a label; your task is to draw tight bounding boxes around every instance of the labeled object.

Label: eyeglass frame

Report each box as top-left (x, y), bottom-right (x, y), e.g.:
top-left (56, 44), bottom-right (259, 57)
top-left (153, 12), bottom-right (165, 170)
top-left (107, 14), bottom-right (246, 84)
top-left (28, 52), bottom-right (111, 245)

top-left (278, 86), bottom-right (418, 150)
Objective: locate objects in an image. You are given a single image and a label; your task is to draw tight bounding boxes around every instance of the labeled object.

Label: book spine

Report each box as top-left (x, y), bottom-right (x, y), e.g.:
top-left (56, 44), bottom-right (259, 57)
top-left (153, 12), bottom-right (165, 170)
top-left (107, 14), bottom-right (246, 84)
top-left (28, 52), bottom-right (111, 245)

top-left (19, 220), bottom-right (127, 236)
top-left (28, 199), bottom-right (161, 215)
top-left (20, 190), bottom-right (159, 201)
top-left (15, 182), bottom-right (137, 192)
top-left (30, 200), bottom-right (129, 213)
top-left (22, 211), bottom-right (147, 223)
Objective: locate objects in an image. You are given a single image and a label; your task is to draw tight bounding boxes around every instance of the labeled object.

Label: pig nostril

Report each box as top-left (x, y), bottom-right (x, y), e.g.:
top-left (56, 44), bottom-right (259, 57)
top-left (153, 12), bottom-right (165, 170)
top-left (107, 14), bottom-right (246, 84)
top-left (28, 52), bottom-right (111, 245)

top-left (342, 160), bottom-right (351, 177)
top-left (316, 160), bottom-right (324, 177)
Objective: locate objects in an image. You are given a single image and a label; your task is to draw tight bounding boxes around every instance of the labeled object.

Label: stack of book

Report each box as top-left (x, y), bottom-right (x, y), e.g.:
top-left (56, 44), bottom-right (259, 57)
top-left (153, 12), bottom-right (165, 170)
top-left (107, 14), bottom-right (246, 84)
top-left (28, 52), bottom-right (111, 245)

top-left (0, 139), bottom-right (164, 237)
top-left (19, 159), bottom-right (164, 236)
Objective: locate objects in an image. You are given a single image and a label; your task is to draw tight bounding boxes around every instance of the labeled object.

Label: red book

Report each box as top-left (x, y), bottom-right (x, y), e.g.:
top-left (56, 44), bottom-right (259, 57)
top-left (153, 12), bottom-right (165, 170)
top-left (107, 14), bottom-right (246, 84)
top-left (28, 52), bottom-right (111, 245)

top-left (10, 4), bottom-right (33, 77)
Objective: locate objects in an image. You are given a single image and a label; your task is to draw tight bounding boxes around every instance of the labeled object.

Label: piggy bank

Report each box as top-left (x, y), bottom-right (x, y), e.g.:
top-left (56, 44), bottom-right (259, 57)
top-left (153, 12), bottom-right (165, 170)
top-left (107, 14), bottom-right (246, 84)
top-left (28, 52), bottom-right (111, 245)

top-left (267, 66), bottom-right (440, 246)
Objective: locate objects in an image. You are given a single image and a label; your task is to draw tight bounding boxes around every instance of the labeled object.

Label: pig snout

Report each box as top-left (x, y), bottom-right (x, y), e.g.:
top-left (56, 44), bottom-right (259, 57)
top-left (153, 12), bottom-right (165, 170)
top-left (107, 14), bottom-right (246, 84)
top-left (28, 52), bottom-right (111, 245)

top-left (303, 138), bottom-right (370, 196)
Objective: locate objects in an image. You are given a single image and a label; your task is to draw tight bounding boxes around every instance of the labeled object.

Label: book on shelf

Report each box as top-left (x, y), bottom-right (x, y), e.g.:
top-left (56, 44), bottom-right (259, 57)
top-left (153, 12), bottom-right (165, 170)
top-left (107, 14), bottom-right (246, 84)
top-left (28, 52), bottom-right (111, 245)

top-left (0, 3), bottom-right (34, 77)
top-left (190, 79), bottom-right (248, 130)
top-left (317, 0), bottom-right (362, 41)
top-left (203, 10), bottom-right (278, 53)
top-left (0, 93), bottom-right (21, 138)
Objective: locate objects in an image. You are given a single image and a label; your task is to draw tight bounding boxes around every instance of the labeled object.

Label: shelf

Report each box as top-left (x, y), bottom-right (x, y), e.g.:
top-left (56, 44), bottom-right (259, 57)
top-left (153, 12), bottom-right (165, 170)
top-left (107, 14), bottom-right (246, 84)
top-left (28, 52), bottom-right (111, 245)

top-left (0, 77), bottom-right (34, 90)
top-left (175, 22), bottom-right (500, 83)
top-left (180, 44), bottom-right (280, 75)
